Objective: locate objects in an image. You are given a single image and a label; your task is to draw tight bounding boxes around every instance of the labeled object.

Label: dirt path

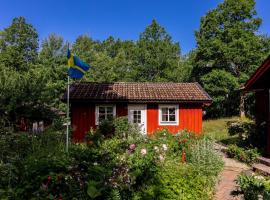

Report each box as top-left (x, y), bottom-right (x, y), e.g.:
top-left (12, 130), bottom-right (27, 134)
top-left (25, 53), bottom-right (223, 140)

top-left (214, 144), bottom-right (250, 200)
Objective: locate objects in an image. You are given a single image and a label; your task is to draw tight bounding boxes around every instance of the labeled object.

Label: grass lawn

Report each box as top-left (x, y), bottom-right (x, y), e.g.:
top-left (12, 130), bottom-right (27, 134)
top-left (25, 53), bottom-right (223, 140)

top-left (202, 116), bottom-right (251, 145)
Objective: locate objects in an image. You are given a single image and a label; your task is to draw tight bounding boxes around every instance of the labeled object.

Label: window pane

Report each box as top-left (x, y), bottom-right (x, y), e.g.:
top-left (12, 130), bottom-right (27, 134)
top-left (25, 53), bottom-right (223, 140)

top-left (99, 114), bottom-right (106, 122)
top-left (169, 114), bottom-right (176, 122)
top-left (133, 110), bottom-right (141, 123)
top-left (161, 108), bottom-right (168, 115)
top-left (162, 114), bottom-right (168, 122)
top-left (106, 106), bottom-right (113, 113)
top-left (169, 108), bottom-right (175, 115)
top-left (99, 107), bottom-right (105, 113)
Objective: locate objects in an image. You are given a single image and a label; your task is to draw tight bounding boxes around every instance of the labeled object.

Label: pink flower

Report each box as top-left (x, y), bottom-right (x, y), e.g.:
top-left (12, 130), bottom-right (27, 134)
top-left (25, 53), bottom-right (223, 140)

top-left (129, 144), bottom-right (136, 150)
top-left (141, 148), bottom-right (147, 155)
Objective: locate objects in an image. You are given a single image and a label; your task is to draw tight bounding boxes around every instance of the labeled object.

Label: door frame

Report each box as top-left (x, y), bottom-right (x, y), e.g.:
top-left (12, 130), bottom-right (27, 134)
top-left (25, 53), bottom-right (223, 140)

top-left (128, 104), bottom-right (147, 135)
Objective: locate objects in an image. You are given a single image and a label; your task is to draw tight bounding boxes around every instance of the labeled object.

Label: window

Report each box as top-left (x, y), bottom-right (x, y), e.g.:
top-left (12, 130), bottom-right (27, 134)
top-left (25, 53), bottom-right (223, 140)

top-left (159, 104), bottom-right (179, 125)
top-left (133, 110), bottom-right (141, 123)
top-left (95, 105), bottom-right (116, 125)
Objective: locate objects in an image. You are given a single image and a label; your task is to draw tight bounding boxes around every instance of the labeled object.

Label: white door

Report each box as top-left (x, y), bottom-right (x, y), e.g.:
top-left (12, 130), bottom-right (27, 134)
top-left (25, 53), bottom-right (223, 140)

top-left (128, 104), bottom-right (147, 134)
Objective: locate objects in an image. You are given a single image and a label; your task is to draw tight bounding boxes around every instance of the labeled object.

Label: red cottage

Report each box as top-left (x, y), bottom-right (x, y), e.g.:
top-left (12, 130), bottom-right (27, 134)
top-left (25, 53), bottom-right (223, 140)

top-left (244, 56), bottom-right (270, 156)
top-left (65, 82), bottom-right (212, 141)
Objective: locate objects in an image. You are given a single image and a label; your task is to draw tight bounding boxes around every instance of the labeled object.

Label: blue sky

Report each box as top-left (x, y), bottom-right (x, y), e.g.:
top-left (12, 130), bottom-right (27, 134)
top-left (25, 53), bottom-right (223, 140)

top-left (1, 0), bottom-right (269, 54)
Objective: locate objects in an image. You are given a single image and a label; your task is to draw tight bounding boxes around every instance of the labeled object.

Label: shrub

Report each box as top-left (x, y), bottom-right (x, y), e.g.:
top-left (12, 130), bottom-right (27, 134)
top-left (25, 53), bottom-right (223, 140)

top-left (227, 119), bottom-right (266, 150)
top-left (113, 117), bottom-right (143, 143)
top-left (227, 120), bottom-right (255, 138)
top-left (97, 119), bottom-right (115, 137)
top-left (227, 144), bottom-right (259, 164)
top-left (136, 160), bottom-right (220, 200)
top-left (236, 174), bottom-right (270, 200)
top-left (186, 138), bottom-right (224, 176)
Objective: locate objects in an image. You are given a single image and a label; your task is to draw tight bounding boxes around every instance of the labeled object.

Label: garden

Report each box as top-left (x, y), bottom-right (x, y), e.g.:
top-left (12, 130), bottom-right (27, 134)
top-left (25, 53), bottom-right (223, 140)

top-left (203, 117), bottom-right (270, 199)
top-left (0, 117), bottom-right (224, 200)
top-left (203, 117), bottom-right (263, 165)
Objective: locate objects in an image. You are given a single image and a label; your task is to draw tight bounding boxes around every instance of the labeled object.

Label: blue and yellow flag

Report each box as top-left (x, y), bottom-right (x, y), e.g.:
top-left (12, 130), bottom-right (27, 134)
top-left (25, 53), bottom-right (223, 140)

top-left (67, 49), bottom-right (90, 79)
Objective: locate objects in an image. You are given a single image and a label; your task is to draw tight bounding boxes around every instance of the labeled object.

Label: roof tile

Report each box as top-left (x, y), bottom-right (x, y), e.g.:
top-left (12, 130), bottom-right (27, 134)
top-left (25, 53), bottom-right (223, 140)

top-left (64, 82), bottom-right (212, 103)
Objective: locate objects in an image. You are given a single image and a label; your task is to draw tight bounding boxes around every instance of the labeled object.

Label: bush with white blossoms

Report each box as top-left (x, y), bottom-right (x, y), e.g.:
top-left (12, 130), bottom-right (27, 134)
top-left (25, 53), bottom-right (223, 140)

top-left (236, 173), bottom-right (270, 199)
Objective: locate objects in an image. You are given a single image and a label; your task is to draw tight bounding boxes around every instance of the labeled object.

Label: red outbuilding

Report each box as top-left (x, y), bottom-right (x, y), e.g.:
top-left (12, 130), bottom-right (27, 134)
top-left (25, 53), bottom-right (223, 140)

top-left (244, 56), bottom-right (270, 156)
top-left (64, 82), bottom-right (212, 141)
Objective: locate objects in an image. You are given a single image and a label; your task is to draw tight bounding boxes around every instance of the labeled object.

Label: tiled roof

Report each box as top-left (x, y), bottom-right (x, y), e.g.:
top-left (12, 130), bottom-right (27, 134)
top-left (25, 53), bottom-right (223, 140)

top-left (64, 82), bottom-right (212, 104)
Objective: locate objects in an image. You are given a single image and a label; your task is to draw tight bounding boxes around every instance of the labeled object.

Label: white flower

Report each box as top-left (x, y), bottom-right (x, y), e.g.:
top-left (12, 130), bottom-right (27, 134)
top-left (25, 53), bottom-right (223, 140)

top-left (162, 144), bottom-right (168, 151)
top-left (159, 155), bottom-right (165, 161)
top-left (93, 162), bottom-right (98, 166)
top-left (141, 148), bottom-right (147, 155)
top-left (254, 175), bottom-right (265, 180)
top-left (154, 146), bottom-right (159, 152)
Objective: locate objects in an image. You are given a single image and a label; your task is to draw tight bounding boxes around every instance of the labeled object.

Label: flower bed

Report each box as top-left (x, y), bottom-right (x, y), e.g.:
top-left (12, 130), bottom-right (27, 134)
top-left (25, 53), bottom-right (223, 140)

top-left (0, 117), bottom-right (224, 199)
top-left (227, 144), bottom-right (260, 164)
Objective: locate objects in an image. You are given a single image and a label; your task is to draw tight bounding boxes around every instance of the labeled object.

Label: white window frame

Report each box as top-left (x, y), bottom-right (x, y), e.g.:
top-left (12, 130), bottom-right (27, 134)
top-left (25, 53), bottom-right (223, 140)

top-left (95, 104), bottom-right (116, 125)
top-left (158, 104), bottom-right (179, 126)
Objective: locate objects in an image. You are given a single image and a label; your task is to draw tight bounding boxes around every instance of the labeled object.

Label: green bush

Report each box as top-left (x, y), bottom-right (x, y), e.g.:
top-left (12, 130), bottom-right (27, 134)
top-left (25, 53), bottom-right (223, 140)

top-left (236, 174), bottom-right (270, 200)
top-left (136, 160), bottom-right (220, 200)
top-left (227, 144), bottom-right (259, 164)
top-left (98, 119), bottom-right (115, 137)
top-left (186, 138), bottom-right (224, 176)
top-left (227, 120), bottom-right (255, 138)
top-left (226, 119), bottom-right (266, 151)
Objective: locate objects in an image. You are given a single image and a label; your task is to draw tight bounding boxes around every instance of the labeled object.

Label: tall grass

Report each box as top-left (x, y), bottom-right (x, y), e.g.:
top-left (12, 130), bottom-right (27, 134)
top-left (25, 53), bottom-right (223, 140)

top-left (202, 116), bottom-right (251, 144)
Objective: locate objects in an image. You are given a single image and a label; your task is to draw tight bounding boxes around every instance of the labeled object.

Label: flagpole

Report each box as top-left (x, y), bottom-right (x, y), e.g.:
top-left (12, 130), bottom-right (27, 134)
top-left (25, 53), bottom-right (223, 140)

top-left (66, 43), bottom-right (70, 153)
top-left (66, 75), bottom-right (70, 152)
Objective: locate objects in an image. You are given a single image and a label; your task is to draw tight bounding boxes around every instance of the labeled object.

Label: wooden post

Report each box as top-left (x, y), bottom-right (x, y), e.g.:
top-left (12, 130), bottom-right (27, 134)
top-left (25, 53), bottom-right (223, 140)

top-left (240, 91), bottom-right (245, 118)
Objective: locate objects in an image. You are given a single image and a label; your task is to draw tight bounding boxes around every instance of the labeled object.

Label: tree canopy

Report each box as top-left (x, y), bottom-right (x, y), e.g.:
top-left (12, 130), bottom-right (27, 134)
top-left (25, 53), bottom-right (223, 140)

top-left (1, 0), bottom-right (270, 123)
top-left (192, 0), bottom-right (270, 117)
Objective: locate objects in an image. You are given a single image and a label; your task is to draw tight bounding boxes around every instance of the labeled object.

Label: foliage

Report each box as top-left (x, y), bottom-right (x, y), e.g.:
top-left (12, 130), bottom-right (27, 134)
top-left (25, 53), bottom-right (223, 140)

top-left (185, 138), bottom-right (224, 175)
top-left (0, 17), bottom-right (38, 71)
top-left (134, 134), bottom-right (223, 200)
top-left (0, 125), bottom-right (223, 199)
top-left (201, 69), bottom-right (239, 117)
top-left (133, 19), bottom-right (183, 82)
top-left (192, 0), bottom-right (270, 117)
top-left (227, 119), bottom-right (266, 150)
top-left (236, 174), bottom-right (270, 200)
top-left (227, 144), bottom-right (259, 164)
top-left (227, 120), bottom-right (254, 137)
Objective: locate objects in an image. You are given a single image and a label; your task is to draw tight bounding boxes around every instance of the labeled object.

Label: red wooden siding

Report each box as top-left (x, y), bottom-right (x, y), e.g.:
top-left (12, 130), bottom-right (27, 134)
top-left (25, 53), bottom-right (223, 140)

top-left (116, 103), bottom-right (128, 117)
top-left (71, 103), bottom-right (203, 141)
top-left (72, 103), bottom-right (128, 141)
top-left (71, 104), bottom-right (95, 142)
top-left (255, 90), bottom-right (270, 155)
top-left (147, 104), bottom-right (202, 135)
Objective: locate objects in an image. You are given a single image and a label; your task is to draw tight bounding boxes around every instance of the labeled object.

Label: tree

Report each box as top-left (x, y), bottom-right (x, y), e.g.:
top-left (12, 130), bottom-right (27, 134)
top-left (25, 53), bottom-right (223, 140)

top-left (133, 20), bottom-right (181, 82)
top-left (201, 70), bottom-right (239, 118)
top-left (72, 35), bottom-right (98, 65)
top-left (0, 17), bottom-right (38, 71)
top-left (192, 0), bottom-right (270, 117)
top-left (193, 0), bottom-right (270, 80)
top-left (39, 34), bottom-right (68, 110)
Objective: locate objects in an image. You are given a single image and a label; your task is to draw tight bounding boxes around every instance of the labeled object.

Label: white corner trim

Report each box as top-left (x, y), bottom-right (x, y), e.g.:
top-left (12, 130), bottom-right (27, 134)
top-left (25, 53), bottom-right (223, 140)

top-left (95, 104), bottom-right (116, 125)
top-left (158, 104), bottom-right (179, 126)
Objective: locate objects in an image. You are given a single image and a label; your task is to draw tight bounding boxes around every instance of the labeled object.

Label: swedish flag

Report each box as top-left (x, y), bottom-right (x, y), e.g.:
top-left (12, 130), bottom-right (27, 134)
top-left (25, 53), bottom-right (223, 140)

top-left (67, 49), bottom-right (90, 79)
